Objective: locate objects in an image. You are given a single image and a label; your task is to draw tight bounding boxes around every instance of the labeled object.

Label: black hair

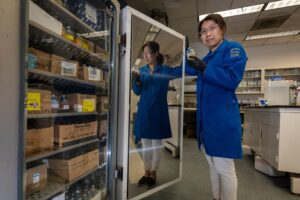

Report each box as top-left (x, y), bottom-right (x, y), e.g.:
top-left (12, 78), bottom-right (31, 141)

top-left (198, 13), bottom-right (226, 35)
top-left (142, 41), bottom-right (164, 65)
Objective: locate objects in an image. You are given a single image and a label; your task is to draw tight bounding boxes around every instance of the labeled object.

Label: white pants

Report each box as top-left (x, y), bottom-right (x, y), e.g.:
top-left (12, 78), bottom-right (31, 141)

top-left (202, 147), bottom-right (238, 200)
top-left (141, 139), bottom-right (162, 171)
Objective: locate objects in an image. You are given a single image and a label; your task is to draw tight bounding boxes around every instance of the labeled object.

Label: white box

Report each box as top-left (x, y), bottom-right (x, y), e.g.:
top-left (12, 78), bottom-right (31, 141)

top-left (291, 175), bottom-right (300, 194)
top-left (29, 0), bottom-right (63, 36)
top-left (254, 156), bottom-right (286, 176)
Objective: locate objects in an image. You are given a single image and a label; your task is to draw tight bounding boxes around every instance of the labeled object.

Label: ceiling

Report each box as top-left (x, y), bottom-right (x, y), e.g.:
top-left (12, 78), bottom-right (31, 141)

top-left (124, 0), bottom-right (300, 47)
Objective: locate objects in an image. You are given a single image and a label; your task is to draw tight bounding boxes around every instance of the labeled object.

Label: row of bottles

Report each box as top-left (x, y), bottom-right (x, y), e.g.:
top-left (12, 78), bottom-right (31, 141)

top-left (51, 94), bottom-right (70, 112)
top-left (65, 168), bottom-right (106, 200)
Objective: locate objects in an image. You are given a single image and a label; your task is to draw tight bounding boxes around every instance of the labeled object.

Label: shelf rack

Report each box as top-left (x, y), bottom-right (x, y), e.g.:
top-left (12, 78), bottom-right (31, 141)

top-left (29, 21), bottom-right (106, 67)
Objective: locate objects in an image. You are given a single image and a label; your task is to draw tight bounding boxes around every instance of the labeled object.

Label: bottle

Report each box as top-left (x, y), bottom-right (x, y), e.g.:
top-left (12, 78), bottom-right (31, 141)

top-left (186, 47), bottom-right (196, 60)
top-left (75, 34), bottom-right (83, 47)
top-left (64, 26), bottom-right (75, 42)
top-left (59, 94), bottom-right (70, 112)
top-left (51, 94), bottom-right (59, 112)
top-left (81, 38), bottom-right (90, 50)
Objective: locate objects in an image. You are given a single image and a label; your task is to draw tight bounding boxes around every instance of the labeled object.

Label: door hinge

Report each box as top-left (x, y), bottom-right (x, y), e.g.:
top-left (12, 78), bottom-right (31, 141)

top-left (276, 132), bottom-right (279, 140)
top-left (275, 155), bottom-right (278, 163)
top-left (120, 34), bottom-right (126, 47)
top-left (115, 166), bottom-right (123, 180)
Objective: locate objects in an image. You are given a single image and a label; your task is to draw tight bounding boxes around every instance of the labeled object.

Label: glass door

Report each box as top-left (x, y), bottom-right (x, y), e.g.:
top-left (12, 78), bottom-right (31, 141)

top-left (117, 6), bottom-right (186, 200)
top-left (23, 0), bottom-right (115, 199)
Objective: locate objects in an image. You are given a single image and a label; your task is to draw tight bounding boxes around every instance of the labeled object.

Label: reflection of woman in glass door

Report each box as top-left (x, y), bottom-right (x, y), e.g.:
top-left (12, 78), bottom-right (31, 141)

top-left (132, 41), bottom-right (182, 188)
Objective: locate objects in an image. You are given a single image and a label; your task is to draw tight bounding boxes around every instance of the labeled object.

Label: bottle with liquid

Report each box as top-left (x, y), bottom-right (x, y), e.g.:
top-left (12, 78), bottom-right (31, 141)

top-left (51, 94), bottom-right (59, 112)
top-left (75, 33), bottom-right (83, 47)
top-left (64, 26), bottom-right (75, 42)
top-left (59, 94), bottom-right (70, 112)
top-left (186, 47), bottom-right (196, 60)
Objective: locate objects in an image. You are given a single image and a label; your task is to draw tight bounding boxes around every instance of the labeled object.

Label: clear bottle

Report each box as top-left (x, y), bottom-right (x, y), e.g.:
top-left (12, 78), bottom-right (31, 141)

top-left (59, 94), bottom-right (70, 112)
top-left (51, 94), bottom-right (59, 112)
top-left (186, 47), bottom-right (196, 60)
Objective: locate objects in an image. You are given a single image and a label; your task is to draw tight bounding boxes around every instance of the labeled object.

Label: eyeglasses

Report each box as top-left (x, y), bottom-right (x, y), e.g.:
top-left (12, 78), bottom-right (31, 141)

top-left (199, 24), bottom-right (219, 36)
top-left (141, 51), bottom-right (154, 56)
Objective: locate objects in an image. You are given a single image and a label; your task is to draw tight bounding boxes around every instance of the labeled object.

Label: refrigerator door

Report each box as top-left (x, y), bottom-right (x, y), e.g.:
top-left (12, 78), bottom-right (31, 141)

top-left (22, 0), bottom-right (118, 199)
top-left (117, 6), bottom-right (186, 200)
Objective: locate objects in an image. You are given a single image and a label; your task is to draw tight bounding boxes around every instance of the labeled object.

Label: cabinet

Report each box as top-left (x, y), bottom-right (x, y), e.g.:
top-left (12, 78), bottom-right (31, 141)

top-left (243, 107), bottom-right (300, 173)
top-left (23, 0), bottom-right (114, 199)
top-left (237, 69), bottom-right (263, 94)
top-left (265, 68), bottom-right (300, 82)
top-left (237, 67), bottom-right (300, 95)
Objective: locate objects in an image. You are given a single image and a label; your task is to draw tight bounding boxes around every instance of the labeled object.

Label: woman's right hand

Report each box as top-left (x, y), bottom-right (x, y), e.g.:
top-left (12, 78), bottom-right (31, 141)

top-left (132, 68), bottom-right (141, 84)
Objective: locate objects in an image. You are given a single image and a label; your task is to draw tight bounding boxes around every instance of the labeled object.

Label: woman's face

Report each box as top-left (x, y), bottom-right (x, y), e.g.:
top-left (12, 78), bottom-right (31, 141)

top-left (142, 46), bottom-right (157, 66)
top-left (200, 20), bottom-right (224, 51)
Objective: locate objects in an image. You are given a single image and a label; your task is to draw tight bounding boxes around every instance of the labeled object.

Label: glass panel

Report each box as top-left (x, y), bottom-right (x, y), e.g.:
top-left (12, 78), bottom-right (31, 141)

top-left (127, 15), bottom-right (184, 199)
top-left (25, 0), bottom-right (112, 199)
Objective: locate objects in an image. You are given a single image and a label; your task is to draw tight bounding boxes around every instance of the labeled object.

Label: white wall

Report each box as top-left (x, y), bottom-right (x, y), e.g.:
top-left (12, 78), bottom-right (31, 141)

top-left (190, 41), bottom-right (300, 70)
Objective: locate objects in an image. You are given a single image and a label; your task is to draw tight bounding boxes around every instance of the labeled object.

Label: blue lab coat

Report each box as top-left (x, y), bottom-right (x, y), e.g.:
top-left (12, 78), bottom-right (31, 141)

top-left (186, 40), bottom-right (247, 159)
top-left (133, 64), bottom-right (182, 139)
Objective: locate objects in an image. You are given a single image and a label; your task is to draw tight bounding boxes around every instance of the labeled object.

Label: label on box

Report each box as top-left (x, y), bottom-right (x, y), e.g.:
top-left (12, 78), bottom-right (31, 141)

top-left (61, 61), bottom-right (77, 76)
top-left (63, 105), bottom-right (70, 110)
top-left (88, 67), bottom-right (101, 81)
top-left (85, 3), bottom-right (97, 24)
top-left (32, 173), bottom-right (40, 185)
top-left (27, 92), bottom-right (41, 111)
top-left (74, 104), bottom-right (83, 112)
top-left (83, 99), bottom-right (95, 112)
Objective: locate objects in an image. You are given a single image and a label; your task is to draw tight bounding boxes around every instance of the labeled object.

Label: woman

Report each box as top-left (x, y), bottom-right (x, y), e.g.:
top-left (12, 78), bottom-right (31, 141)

top-left (186, 14), bottom-right (247, 200)
top-left (132, 41), bottom-right (182, 188)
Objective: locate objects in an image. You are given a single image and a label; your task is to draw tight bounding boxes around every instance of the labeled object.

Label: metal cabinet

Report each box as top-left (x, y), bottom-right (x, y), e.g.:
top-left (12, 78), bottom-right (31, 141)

top-left (244, 107), bottom-right (300, 173)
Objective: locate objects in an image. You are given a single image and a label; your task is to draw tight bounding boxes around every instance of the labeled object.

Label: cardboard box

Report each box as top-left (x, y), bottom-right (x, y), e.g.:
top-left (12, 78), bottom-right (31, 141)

top-left (50, 55), bottom-right (79, 77)
top-left (27, 88), bottom-right (51, 113)
top-left (54, 121), bottom-right (97, 146)
top-left (79, 66), bottom-right (102, 82)
top-left (26, 163), bottom-right (47, 196)
top-left (74, 121), bottom-right (97, 137)
top-left (49, 149), bottom-right (99, 181)
top-left (86, 149), bottom-right (99, 171)
top-left (26, 127), bottom-right (54, 155)
top-left (29, 0), bottom-right (63, 35)
top-left (67, 93), bottom-right (96, 112)
top-left (28, 48), bottom-right (50, 72)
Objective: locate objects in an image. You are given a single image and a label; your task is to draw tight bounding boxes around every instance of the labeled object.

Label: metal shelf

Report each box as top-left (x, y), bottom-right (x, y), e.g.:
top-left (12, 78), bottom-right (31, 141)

top-left (27, 112), bottom-right (100, 119)
top-left (27, 69), bottom-right (106, 92)
top-left (26, 167), bottom-right (100, 200)
top-left (236, 92), bottom-right (264, 95)
top-left (265, 74), bottom-right (300, 77)
top-left (243, 76), bottom-right (261, 79)
top-left (238, 86), bottom-right (261, 88)
top-left (26, 181), bottom-right (65, 200)
top-left (26, 138), bottom-right (98, 163)
top-left (29, 20), bottom-right (106, 67)
top-left (34, 0), bottom-right (95, 34)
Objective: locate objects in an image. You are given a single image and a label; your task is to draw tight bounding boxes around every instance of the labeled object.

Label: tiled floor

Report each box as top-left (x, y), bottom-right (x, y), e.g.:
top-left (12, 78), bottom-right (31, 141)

top-left (142, 137), bottom-right (300, 200)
